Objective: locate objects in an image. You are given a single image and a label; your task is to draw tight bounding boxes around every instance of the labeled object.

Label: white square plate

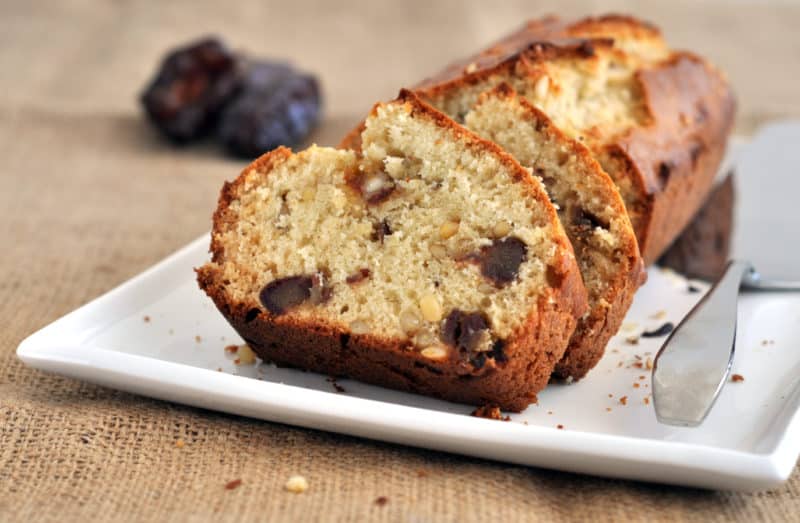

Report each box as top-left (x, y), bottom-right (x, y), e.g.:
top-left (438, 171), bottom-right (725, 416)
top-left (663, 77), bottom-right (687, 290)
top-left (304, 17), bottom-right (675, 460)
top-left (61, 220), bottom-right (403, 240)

top-left (17, 128), bottom-right (800, 491)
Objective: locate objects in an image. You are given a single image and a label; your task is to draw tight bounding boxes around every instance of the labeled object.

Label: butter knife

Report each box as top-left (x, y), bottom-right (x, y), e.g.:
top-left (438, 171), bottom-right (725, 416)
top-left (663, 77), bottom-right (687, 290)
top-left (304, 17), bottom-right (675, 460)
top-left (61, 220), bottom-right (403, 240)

top-left (652, 260), bottom-right (800, 427)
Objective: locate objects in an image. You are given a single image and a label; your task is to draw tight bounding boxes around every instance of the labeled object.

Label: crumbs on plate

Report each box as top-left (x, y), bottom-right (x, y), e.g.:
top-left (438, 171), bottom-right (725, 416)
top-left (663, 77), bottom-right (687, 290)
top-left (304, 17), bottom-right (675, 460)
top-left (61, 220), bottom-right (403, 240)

top-left (470, 404), bottom-right (510, 421)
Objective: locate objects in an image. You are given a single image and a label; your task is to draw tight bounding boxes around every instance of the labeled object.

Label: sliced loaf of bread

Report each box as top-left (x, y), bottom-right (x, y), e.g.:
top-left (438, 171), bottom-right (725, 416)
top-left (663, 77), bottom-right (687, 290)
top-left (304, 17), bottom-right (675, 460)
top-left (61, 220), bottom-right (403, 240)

top-left (462, 84), bottom-right (642, 379)
top-left (197, 91), bottom-right (587, 411)
top-left (414, 15), bottom-right (735, 264)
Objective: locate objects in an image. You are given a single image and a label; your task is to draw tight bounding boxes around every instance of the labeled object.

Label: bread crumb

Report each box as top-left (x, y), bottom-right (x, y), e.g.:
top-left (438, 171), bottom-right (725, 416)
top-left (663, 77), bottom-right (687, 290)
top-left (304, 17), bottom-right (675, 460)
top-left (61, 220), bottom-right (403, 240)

top-left (195, 335), bottom-right (202, 343)
top-left (731, 373), bottom-right (745, 382)
top-left (470, 404), bottom-right (510, 421)
top-left (633, 383), bottom-right (640, 388)
top-left (646, 357), bottom-right (654, 370)
top-left (143, 315), bottom-right (151, 323)
top-left (606, 407), bottom-right (612, 412)
top-left (621, 322), bottom-right (638, 333)
top-left (625, 336), bottom-right (639, 345)
top-left (557, 424), bottom-right (564, 430)
top-left (650, 310), bottom-right (667, 320)
top-left (175, 438), bottom-right (185, 449)
top-left (632, 362), bottom-right (644, 369)
top-left (643, 397), bottom-right (650, 405)
top-left (285, 475), bottom-right (309, 493)
top-left (225, 479), bottom-right (242, 490)
top-left (224, 344), bottom-right (239, 354)
top-left (619, 396), bottom-right (628, 405)
top-left (607, 393), bottom-right (613, 398)
top-left (327, 377), bottom-right (346, 393)
top-left (375, 496), bottom-right (389, 507)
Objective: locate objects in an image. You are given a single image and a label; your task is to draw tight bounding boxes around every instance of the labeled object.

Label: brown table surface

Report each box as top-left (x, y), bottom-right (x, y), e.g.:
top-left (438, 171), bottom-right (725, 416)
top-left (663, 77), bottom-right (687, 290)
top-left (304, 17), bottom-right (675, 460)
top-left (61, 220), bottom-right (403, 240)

top-left (2, 1), bottom-right (798, 521)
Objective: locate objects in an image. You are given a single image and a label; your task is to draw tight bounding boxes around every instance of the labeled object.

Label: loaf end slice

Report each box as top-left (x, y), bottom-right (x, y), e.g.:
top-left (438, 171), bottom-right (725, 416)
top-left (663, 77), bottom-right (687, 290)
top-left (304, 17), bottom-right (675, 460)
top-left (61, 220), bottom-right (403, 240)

top-left (198, 91), bottom-right (588, 411)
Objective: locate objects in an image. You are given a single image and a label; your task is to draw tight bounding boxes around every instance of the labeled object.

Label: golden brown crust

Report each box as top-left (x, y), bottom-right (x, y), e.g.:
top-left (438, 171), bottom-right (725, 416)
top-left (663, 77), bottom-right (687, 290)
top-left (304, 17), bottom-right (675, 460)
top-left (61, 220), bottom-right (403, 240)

top-left (612, 52), bottom-right (736, 260)
top-left (411, 15), bottom-right (735, 264)
top-left (198, 93), bottom-right (588, 411)
top-left (338, 120), bottom-right (365, 151)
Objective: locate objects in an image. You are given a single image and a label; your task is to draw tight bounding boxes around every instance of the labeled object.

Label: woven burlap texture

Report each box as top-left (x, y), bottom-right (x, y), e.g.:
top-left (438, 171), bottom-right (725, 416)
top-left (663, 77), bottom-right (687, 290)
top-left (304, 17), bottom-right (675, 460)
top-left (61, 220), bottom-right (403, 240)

top-left (1, 1), bottom-right (798, 521)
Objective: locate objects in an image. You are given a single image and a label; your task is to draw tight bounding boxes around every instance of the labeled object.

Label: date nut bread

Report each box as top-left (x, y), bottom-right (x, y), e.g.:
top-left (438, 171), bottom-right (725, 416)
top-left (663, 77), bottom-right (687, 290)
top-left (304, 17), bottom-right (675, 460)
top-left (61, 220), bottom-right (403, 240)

top-left (463, 84), bottom-right (642, 379)
top-left (197, 91), bottom-right (588, 411)
top-left (411, 14), bottom-right (736, 265)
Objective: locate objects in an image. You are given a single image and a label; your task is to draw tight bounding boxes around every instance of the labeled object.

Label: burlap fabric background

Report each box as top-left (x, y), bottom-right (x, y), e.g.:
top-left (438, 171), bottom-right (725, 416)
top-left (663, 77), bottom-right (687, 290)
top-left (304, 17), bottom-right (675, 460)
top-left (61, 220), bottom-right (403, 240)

top-left (2, 1), bottom-right (798, 521)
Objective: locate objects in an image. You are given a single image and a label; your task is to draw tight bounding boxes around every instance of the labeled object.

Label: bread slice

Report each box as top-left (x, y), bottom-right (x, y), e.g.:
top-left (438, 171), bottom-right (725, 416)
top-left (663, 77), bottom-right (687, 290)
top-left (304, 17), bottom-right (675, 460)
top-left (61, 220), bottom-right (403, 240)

top-left (413, 15), bottom-right (735, 264)
top-left (462, 84), bottom-right (642, 379)
top-left (197, 90), bottom-right (588, 411)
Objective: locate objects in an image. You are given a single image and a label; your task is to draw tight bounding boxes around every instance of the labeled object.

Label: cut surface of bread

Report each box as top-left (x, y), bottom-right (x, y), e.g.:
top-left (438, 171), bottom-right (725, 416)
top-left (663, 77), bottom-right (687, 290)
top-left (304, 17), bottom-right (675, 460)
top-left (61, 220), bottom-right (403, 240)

top-left (463, 84), bottom-right (642, 378)
top-left (413, 14), bottom-right (735, 264)
top-left (198, 91), bottom-right (588, 411)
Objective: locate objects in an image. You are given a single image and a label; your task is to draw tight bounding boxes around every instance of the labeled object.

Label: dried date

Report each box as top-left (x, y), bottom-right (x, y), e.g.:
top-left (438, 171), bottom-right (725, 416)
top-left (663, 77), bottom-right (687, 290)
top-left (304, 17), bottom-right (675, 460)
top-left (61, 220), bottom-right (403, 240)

top-left (140, 37), bottom-right (243, 142)
top-left (218, 61), bottom-right (321, 158)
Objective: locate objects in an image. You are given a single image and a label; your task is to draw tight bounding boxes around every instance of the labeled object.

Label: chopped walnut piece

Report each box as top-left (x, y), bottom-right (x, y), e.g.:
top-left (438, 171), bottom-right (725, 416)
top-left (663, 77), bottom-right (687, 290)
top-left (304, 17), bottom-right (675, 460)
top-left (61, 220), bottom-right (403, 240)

top-left (285, 475), bottom-right (308, 493)
top-left (236, 344), bottom-right (257, 365)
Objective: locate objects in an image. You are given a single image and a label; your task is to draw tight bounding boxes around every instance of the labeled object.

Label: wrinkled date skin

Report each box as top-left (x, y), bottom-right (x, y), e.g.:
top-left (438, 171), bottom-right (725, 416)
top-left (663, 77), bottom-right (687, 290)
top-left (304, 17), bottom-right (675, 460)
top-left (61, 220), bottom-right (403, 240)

top-left (140, 37), bottom-right (243, 142)
top-left (218, 61), bottom-right (322, 158)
